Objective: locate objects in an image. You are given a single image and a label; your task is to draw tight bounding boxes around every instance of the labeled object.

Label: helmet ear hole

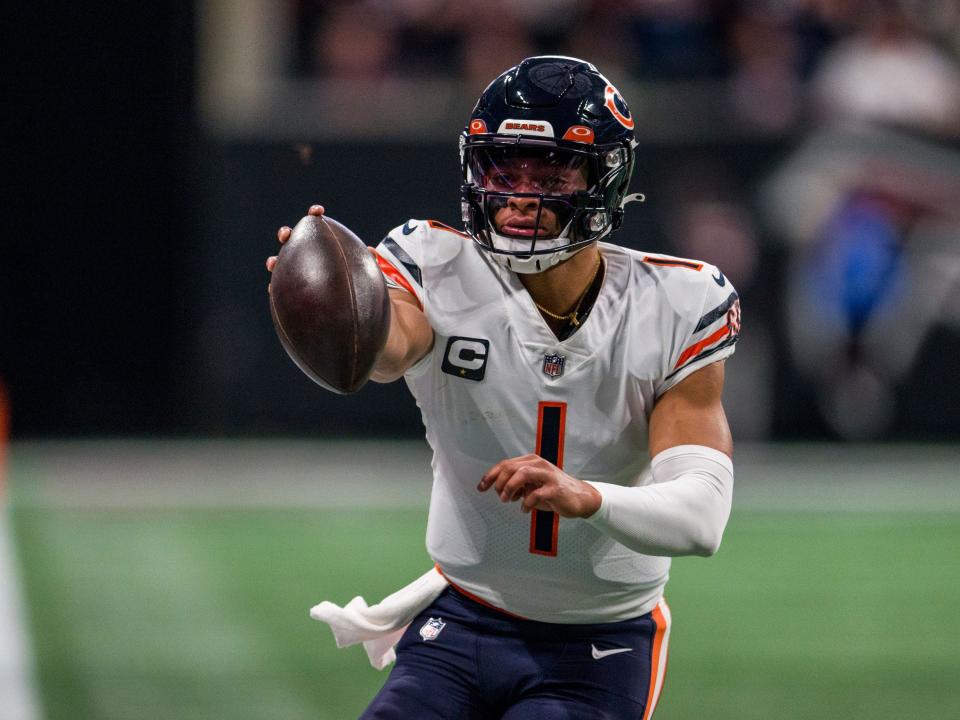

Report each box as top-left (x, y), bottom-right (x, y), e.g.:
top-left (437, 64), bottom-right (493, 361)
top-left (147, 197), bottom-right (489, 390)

top-left (588, 213), bottom-right (607, 233)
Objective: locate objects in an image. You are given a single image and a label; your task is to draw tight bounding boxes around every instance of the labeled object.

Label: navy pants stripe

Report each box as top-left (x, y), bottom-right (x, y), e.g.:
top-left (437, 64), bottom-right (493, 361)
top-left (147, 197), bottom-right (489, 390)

top-left (361, 587), bottom-right (669, 720)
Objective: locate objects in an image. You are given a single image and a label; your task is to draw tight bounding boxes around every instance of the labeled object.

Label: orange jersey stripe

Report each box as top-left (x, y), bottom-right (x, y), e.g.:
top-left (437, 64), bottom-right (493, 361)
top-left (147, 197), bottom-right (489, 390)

top-left (674, 324), bottom-right (730, 370)
top-left (427, 220), bottom-right (471, 238)
top-left (642, 256), bottom-right (704, 271)
top-left (434, 564), bottom-right (528, 620)
top-left (642, 600), bottom-right (671, 720)
top-left (371, 249), bottom-right (423, 310)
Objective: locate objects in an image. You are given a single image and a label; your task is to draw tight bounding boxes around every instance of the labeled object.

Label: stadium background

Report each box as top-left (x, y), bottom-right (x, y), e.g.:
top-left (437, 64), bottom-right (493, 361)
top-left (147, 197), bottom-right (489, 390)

top-left (4, 1), bottom-right (960, 718)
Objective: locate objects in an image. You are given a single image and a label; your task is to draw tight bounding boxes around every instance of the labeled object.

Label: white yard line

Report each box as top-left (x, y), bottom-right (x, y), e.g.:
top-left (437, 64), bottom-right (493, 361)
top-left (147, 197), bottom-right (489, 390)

top-left (0, 510), bottom-right (42, 720)
top-left (6, 440), bottom-right (960, 513)
top-left (9, 439), bottom-right (435, 511)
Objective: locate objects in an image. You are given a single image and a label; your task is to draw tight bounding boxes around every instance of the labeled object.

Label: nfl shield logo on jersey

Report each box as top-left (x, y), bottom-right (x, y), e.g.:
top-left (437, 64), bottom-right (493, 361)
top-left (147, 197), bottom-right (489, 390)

top-left (542, 353), bottom-right (566, 378)
top-left (419, 617), bottom-right (446, 641)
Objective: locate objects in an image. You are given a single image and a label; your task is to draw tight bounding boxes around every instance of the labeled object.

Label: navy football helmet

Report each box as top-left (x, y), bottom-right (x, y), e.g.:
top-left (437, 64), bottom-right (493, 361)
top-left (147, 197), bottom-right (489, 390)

top-left (461, 56), bottom-right (640, 273)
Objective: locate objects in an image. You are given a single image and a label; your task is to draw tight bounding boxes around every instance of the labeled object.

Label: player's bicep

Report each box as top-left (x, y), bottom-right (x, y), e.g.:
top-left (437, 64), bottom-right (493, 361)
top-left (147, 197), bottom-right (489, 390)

top-left (371, 289), bottom-right (434, 383)
top-left (648, 361), bottom-right (732, 458)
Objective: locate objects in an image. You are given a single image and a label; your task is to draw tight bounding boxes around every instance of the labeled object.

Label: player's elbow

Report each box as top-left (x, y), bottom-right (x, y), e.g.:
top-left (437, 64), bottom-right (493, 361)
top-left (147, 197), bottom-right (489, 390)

top-left (692, 536), bottom-right (722, 557)
top-left (689, 524), bottom-right (725, 557)
top-left (690, 488), bottom-right (732, 556)
top-left (370, 352), bottom-right (409, 383)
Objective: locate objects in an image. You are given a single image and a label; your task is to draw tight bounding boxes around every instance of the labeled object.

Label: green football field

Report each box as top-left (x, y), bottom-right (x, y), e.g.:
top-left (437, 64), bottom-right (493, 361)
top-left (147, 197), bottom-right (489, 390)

top-left (5, 441), bottom-right (960, 719)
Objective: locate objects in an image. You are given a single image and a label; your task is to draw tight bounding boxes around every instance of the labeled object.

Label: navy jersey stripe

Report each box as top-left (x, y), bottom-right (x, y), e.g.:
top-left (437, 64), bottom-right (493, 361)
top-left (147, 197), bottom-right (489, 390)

top-left (664, 335), bottom-right (739, 381)
top-left (532, 402), bottom-right (564, 557)
top-left (381, 236), bottom-right (423, 286)
top-left (694, 292), bottom-right (738, 333)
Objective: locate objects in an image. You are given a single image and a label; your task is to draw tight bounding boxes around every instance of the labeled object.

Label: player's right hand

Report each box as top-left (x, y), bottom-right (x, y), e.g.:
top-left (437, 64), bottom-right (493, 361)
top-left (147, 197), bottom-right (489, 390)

top-left (478, 454), bottom-right (602, 519)
top-left (266, 204), bottom-right (325, 272)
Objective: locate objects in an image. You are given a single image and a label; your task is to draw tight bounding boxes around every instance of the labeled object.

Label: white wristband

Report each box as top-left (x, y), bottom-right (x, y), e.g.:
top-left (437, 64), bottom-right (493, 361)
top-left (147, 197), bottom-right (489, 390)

top-left (585, 445), bottom-right (734, 557)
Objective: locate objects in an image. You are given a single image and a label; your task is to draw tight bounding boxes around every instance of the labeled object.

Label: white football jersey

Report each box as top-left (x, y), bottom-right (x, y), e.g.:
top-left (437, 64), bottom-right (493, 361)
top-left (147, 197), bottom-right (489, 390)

top-left (374, 220), bottom-right (740, 623)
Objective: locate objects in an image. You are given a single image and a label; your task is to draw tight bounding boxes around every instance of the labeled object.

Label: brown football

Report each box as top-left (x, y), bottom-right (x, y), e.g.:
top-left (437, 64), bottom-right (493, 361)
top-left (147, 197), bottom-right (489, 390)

top-left (269, 214), bottom-right (391, 394)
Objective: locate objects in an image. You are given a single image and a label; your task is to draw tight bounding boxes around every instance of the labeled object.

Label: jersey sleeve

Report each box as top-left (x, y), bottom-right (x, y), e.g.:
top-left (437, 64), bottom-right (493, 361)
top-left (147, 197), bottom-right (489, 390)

top-left (653, 263), bottom-right (741, 397)
top-left (372, 220), bottom-right (427, 309)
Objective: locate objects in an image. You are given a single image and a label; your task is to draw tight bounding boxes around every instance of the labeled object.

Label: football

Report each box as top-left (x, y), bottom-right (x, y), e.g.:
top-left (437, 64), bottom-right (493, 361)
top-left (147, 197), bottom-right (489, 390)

top-left (269, 214), bottom-right (391, 394)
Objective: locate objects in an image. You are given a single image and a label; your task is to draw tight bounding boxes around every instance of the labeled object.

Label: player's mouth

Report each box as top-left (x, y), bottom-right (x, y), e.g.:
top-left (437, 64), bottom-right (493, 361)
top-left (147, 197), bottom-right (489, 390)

top-left (500, 221), bottom-right (553, 238)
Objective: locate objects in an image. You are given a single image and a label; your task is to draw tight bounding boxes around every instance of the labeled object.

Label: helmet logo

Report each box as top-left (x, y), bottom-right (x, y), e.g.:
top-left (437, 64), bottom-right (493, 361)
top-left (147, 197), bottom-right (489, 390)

top-left (496, 119), bottom-right (555, 137)
top-left (603, 85), bottom-right (634, 130)
top-left (562, 125), bottom-right (595, 143)
top-left (469, 119), bottom-right (488, 134)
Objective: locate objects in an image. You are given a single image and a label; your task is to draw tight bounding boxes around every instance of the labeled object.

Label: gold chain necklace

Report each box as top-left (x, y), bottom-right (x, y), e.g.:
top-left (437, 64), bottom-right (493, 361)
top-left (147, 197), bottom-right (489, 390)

top-left (534, 253), bottom-right (603, 328)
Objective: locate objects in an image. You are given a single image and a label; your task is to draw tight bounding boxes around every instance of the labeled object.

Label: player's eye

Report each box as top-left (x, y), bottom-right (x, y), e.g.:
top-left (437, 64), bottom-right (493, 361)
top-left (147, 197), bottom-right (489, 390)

top-left (543, 176), bottom-right (572, 193)
top-left (488, 173), bottom-right (514, 190)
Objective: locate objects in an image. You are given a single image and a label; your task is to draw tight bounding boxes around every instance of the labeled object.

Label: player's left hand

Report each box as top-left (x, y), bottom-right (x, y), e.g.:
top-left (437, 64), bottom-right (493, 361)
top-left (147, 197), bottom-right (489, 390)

top-left (478, 454), bottom-right (602, 519)
top-left (266, 204), bottom-right (325, 272)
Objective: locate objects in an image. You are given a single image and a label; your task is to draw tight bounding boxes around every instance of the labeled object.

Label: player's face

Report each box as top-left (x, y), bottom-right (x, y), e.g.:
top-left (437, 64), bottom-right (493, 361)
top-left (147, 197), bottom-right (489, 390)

top-left (474, 149), bottom-right (590, 239)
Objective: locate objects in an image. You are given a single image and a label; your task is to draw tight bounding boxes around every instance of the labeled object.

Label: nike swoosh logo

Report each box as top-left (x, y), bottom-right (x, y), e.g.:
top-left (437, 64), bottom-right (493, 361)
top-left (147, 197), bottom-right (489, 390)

top-left (591, 644), bottom-right (633, 660)
top-left (402, 221), bottom-right (418, 235)
top-left (712, 271), bottom-right (726, 287)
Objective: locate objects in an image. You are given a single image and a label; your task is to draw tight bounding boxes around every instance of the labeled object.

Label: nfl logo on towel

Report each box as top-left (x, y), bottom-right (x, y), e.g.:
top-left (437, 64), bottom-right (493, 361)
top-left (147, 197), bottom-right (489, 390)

top-left (419, 617), bottom-right (446, 641)
top-left (542, 353), bottom-right (565, 378)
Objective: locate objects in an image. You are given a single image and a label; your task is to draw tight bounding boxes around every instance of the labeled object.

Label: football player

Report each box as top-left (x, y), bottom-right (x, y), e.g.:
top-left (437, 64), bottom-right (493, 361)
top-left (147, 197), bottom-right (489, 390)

top-left (268, 56), bottom-right (740, 719)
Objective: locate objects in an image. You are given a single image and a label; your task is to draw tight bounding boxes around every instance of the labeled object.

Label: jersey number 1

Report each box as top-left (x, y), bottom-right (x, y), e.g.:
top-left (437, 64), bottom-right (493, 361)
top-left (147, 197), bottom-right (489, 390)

top-left (531, 401), bottom-right (566, 556)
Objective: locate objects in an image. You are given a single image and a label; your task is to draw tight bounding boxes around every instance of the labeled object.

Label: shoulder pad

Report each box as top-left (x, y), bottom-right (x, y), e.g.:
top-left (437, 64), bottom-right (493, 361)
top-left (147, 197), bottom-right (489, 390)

top-left (384, 219), bottom-right (467, 269)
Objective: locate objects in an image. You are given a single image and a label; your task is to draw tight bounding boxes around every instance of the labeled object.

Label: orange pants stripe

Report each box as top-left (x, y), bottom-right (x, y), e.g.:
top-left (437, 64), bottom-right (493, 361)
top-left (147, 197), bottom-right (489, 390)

top-left (642, 598), bottom-right (672, 720)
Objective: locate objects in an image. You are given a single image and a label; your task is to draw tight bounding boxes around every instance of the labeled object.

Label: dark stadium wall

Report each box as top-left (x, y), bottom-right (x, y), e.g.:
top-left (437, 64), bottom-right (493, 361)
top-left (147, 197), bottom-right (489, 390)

top-left (3, 2), bottom-right (196, 436)
top-left (185, 140), bottom-right (783, 439)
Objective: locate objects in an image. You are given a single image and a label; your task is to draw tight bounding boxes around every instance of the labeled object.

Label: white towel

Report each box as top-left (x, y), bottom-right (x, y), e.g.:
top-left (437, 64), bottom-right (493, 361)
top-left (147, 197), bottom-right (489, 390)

top-left (310, 567), bottom-right (449, 670)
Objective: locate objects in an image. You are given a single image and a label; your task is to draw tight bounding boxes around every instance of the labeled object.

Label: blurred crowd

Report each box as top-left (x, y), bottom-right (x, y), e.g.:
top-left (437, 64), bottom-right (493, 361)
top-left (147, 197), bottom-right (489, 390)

top-left (281, 0), bottom-right (960, 440)
top-left (295, 0), bottom-right (960, 136)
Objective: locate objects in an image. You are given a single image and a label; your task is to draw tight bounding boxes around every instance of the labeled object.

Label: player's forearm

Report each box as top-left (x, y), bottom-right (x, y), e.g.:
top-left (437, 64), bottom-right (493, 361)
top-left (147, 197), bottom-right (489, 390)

top-left (584, 445), bottom-right (733, 557)
top-left (371, 295), bottom-right (434, 383)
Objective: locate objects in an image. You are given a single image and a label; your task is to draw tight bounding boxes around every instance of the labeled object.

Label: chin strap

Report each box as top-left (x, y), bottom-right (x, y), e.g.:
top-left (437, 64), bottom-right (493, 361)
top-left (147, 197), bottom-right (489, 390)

top-left (621, 192), bottom-right (646, 207)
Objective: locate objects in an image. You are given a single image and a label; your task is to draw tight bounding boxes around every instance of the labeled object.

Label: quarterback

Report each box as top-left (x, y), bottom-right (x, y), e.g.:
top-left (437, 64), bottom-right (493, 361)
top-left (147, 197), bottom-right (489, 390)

top-left (269, 56), bottom-right (739, 719)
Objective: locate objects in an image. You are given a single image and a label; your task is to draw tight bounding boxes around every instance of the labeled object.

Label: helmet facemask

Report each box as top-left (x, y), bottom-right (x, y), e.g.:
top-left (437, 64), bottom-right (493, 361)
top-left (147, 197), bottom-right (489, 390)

top-left (461, 139), bottom-right (632, 273)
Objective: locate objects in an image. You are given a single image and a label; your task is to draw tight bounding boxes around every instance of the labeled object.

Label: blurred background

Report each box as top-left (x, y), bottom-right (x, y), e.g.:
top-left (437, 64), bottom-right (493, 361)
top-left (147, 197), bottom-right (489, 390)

top-left (3, 1), bottom-right (960, 718)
